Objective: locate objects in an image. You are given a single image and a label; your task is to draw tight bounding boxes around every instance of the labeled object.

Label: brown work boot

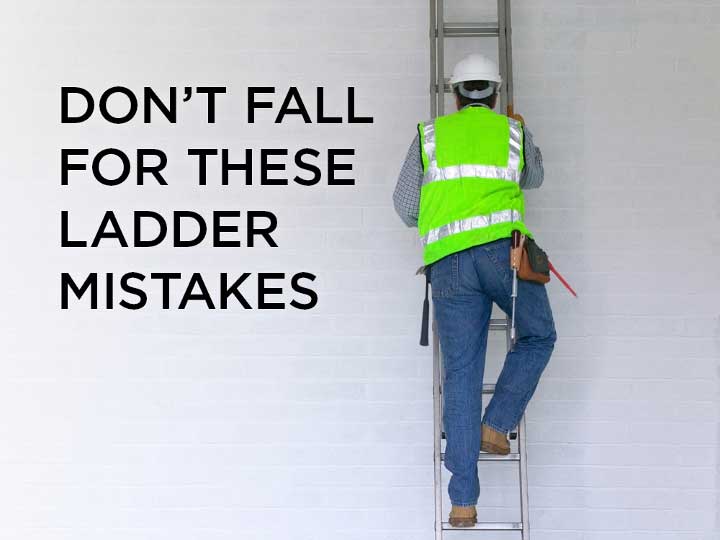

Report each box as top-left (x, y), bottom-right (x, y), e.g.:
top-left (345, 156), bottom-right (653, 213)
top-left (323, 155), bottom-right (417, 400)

top-left (448, 504), bottom-right (477, 527)
top-left (481, 423), bottom-right (510, 455)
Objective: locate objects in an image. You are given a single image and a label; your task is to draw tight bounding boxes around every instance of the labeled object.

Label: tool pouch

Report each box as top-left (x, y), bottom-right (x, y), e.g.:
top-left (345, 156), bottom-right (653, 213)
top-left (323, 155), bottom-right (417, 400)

top-left (518, 237), bottom-right (551, 284)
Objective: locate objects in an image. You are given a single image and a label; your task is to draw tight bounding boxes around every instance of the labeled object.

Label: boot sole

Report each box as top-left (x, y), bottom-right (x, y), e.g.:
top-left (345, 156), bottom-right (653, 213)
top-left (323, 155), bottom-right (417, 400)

top-left (449, 516), bottom-right (477, 528)
top-left (481, 441), bottom-right (510, 455)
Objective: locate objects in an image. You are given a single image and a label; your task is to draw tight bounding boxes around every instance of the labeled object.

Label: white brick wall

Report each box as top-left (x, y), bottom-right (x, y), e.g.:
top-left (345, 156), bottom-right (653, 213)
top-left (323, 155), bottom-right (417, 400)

top-left (1, 1), bottom-right (718, 539)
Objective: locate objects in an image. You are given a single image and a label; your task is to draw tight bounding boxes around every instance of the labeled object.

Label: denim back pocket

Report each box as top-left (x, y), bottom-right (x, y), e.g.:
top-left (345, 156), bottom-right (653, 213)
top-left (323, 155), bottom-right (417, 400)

top-left (483, 238), bottom-right (512, 291)
top-left (430, 252), bottom-right (459, 298)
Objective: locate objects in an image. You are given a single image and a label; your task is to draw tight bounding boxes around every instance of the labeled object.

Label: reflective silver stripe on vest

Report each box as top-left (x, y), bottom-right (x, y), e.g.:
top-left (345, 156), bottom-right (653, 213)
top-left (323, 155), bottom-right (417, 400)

top-left (421, 209), bottom-right (522, 246)
top-left (424, 163), bottom-right (519, 185)
top-left (421, 117), bottom-right (523, 187)
top-left (508, 118), bottom-right (522, 171)
top-left (422, 122), bottom-right (436, 163)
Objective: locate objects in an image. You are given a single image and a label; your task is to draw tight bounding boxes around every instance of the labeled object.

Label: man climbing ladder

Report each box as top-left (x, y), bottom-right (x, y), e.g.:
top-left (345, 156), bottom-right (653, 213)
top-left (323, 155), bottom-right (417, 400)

top-left (392, 52), bottom-right (557, 528)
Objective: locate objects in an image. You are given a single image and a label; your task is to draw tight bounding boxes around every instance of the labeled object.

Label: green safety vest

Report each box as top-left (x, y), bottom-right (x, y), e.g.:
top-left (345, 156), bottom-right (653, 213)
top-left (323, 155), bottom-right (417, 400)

top-left (417, 105), bottom-right (532, 266)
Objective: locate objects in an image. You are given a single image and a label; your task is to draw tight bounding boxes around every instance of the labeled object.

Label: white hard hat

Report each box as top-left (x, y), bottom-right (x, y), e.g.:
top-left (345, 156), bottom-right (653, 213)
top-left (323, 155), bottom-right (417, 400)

top-left (449, 53), bottom-right (502, 88)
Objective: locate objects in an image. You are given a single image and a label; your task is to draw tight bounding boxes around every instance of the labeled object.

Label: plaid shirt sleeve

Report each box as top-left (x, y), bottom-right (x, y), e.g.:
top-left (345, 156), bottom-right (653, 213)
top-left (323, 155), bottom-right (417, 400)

top-left (519, 125), bottom-right (544, 189)
top-left (392, 133), bottom-right (423, 228)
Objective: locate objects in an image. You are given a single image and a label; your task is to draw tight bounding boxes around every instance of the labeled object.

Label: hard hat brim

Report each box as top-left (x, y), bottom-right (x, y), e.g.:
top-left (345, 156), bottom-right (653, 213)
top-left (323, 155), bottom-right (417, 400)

top-left (449, 73), bottom-right (503, 86)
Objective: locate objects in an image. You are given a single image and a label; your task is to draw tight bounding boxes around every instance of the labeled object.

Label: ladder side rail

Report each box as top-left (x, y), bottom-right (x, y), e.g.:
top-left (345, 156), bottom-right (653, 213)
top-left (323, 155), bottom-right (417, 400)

top-left (497, 0), bottom-right (509, 113)
top-left (501, 4), bottom-right (527, 534)
top-left (429, 0), bottom-right (438, 119)
top-left (518, 415), bottom-right (530, 539)
top-left (432, 316), bottom-right (444, 540)
top-left (503, 0), bottom-right (514, 113)
top-left (437, 0), bottom-right (445, 116)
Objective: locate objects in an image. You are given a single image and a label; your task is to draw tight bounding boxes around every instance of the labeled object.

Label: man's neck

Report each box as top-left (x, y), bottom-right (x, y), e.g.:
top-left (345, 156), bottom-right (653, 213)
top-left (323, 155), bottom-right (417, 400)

top-left (461, 103), bottom-right (490, 111)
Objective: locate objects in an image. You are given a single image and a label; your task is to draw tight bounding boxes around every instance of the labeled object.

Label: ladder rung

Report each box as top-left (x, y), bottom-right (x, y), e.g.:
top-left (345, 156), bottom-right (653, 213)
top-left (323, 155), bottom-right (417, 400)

top-left (439, 384), bottom-right (520, 400)
top-left (440, 434), bottom-right (517, 440)
top-left (478, 452), bottom-right (520, 461)
top-left (438, 385), bottom-right (512, 396)
top-left (441, 22), bottom-right (500, 37)
top-left (441, 431), bottom-right (517, 441)
top-left (437, 78), bottom-right (452, 94)
top-left (442, 521), bottom-right (523, 531)
top-left (441, 452), bottom-right (521, 462)
top-left (489, 318), bottom-right (508, 330)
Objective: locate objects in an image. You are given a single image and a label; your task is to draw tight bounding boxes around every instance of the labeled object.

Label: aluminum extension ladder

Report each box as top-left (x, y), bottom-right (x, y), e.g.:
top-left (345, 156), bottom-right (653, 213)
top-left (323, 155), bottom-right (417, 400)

top-left (429, 0), bottom-right (530, 537)
top-left (429, 0), bottom-right (514, 117)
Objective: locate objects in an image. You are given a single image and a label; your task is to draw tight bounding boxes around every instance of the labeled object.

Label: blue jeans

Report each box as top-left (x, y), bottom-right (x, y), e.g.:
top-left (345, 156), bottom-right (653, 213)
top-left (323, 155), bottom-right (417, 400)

top-left (429, 237), bottom-right (557, 507)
